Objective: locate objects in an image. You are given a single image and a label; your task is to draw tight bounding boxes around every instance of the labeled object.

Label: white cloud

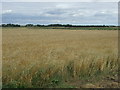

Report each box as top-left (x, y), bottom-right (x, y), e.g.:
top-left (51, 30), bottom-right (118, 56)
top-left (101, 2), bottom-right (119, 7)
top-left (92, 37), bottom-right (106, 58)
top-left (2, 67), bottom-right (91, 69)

top-left (56, 4), bottom-right (72, 9)
top-left (2, 10), bottom-right (13, 14)
top-left (2, 2), bottom-right (118, 25)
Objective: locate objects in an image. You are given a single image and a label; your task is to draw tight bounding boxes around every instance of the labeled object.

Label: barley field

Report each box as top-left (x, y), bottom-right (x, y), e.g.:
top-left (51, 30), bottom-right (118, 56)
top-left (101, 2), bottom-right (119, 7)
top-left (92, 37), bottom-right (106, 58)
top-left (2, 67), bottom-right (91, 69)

top-left (2, 27), bottom-right (119, 88)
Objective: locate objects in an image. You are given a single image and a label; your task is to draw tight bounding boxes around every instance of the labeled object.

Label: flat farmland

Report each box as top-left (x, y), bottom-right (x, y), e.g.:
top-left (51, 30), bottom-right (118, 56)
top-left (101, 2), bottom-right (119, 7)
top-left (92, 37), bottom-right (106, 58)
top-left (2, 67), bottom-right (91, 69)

top-left (2, 28), bottom-right (119, 88)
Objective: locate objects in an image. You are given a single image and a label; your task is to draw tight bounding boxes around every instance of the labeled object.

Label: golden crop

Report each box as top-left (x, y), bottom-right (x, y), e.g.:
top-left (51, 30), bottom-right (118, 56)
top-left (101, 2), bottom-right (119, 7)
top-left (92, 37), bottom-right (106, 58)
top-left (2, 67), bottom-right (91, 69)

top-left (2, 28), bottom-right (118, 88)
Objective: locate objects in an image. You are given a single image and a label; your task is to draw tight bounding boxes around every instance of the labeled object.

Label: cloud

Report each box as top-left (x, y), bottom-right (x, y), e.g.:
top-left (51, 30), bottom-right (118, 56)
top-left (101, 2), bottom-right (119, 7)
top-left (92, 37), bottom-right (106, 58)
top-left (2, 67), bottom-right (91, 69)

top-left (1, 0), bottom-right (120, 2)
top-left (55, 4), bottom-right (72, 9)
top-left (2, 10), bottom-right (13, 14)
top-left (2, 2), bottom-right (118, 25)
top-left (45, 9), bottom-right (65, 16)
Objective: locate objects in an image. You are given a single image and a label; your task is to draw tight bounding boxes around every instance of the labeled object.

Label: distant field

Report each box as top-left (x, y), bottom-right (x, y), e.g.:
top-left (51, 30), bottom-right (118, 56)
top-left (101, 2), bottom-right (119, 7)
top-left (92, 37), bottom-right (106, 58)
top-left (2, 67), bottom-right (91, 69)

top-left (2, 28), bottom-right (119, 88)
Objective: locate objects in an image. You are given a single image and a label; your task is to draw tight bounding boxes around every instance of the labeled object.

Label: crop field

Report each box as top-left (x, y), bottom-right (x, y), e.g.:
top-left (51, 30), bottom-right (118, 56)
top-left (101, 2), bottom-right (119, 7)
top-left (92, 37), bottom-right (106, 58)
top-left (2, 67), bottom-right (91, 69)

top-left (2, 27), bottom-right (119, 88)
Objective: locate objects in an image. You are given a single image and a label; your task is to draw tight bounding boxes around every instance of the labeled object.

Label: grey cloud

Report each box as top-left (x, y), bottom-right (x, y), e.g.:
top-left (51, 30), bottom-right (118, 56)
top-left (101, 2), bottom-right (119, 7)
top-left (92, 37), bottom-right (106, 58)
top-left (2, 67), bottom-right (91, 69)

top-left (46, 10), bottom-right (66, 15)
top-left (2, 2), bottom-right (118, 25)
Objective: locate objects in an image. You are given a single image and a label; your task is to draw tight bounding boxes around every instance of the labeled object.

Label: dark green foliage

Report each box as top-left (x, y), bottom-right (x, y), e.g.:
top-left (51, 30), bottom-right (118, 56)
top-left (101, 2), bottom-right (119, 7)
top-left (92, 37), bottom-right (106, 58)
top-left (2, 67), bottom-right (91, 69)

top-left (25, 24), bottom-right (34, 27)
top-left (1, 24), bottom-right (118, 30)
top-left (2, 24), bottom-right (20, 27)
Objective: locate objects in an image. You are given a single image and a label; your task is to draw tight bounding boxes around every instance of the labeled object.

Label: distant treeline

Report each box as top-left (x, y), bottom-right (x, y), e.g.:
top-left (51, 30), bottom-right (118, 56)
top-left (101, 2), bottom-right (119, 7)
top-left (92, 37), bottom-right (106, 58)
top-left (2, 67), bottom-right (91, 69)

top-left (1, 24), bottom-right (117, 27)
top-left (1, 24), bottom-right (21, 27)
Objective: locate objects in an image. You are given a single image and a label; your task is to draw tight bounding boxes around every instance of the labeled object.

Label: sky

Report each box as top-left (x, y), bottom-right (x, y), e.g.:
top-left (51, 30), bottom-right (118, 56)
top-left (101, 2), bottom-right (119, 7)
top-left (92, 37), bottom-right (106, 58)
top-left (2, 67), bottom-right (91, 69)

top-left (1, 0), bottom-right (120, 2)
top-left (1, 2), bottom-right (118, 25)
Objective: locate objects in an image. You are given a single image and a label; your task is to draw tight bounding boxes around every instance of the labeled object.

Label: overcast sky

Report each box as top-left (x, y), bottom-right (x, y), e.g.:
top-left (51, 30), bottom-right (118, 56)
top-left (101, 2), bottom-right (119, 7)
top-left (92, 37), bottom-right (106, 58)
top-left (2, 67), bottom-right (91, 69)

top-left (1, 0), bottom-right (120, 2)
top-left (2, 2), bottom-right (118, 25)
